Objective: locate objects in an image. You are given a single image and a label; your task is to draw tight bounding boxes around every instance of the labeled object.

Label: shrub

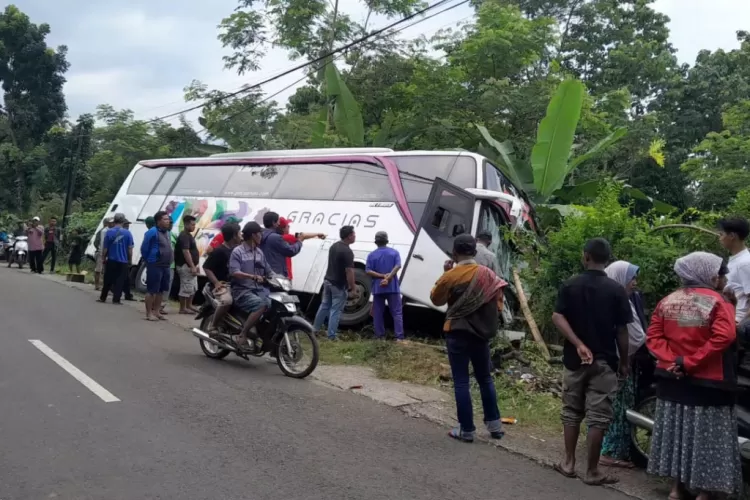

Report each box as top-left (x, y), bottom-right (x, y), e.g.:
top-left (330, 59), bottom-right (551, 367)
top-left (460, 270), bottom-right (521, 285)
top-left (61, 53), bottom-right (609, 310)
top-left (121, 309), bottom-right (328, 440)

top-left (526, 185), bottom-right (690, 342)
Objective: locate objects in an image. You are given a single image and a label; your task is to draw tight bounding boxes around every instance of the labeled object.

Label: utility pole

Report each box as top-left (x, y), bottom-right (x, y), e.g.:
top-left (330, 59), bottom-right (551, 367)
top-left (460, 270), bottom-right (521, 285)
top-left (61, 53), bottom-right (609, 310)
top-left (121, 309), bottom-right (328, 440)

top-left (61, 127), bottom-right (83, 232)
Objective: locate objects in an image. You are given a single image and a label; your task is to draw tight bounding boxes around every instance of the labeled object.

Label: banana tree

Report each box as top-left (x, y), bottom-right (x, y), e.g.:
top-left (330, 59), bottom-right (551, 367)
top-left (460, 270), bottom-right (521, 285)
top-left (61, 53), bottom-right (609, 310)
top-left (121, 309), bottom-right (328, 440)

top-left (477, 78), bottom-right (630, 206)
top-left (310, 62), bottom-right (365, 147)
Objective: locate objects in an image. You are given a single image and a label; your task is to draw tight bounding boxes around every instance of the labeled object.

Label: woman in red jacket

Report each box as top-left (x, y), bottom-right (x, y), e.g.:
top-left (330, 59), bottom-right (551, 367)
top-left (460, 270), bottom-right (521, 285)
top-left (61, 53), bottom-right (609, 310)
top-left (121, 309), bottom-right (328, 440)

top-left (646, 252), bottom-right (741, 500)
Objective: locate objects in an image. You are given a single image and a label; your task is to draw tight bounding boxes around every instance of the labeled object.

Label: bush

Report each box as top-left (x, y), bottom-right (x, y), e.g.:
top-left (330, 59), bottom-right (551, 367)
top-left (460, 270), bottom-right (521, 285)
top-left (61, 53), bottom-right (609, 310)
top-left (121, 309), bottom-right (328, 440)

top-left (527, 185), bottom-right (695, 342)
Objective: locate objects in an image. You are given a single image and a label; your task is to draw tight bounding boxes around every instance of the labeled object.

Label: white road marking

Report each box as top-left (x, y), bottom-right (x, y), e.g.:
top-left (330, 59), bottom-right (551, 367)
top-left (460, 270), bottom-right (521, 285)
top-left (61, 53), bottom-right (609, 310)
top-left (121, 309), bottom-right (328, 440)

top-left (28, 340), bottom-right (120, 403)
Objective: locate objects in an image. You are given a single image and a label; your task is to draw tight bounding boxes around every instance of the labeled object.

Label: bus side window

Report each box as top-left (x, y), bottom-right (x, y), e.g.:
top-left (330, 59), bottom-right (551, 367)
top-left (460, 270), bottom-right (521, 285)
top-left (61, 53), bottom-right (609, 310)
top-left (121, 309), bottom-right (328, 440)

top-left (128, 167), bottom-right (165, 194)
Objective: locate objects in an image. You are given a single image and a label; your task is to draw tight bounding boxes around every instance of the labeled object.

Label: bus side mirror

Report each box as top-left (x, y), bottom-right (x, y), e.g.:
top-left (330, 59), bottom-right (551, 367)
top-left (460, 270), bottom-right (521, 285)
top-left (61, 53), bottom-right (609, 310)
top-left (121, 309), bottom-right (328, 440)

top-left (452, 224), bottom-right (466, 236)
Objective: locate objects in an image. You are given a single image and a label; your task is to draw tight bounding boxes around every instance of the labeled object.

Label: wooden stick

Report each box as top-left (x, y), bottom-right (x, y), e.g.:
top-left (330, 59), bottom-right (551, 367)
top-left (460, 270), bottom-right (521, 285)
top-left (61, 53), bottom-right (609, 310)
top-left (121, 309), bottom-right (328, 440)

top-left (512, 268), bottom-right (550, 360)
top-left (650, 224), bottom-right (719, 237)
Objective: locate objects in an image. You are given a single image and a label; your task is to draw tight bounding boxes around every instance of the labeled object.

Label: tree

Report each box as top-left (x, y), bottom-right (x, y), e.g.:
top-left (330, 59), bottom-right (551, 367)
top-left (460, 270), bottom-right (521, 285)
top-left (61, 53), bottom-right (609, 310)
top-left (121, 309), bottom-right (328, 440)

top-left (217, 0), bottom-right (426, 75)
top-left (0, 5), bottom-right (69, 212)
top-left (184, 80), bottom-right (279, 151)
top-left (682, 100), bottom-right (750, 211)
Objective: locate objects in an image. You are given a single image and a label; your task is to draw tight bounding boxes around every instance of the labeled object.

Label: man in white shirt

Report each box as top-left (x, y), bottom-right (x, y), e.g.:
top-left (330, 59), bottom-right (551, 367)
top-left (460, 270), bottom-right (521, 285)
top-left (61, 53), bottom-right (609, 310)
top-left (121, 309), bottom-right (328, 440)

top-left (719, 217), bottom-right (750, 325)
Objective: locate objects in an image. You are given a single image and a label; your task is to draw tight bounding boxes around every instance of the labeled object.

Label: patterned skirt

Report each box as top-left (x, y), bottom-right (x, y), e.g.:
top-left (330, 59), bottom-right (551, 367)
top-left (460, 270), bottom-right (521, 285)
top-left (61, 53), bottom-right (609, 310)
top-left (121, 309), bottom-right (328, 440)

top-left (647, 399), bottom-right (742, 496)
top-left (601, 375), bottom-right (635, 461)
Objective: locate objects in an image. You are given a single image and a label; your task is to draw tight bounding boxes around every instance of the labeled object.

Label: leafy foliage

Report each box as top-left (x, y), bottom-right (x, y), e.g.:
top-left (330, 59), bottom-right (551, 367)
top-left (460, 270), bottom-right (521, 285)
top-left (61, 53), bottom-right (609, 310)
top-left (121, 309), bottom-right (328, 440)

top-left (527, 185), bottom-right (706, 341)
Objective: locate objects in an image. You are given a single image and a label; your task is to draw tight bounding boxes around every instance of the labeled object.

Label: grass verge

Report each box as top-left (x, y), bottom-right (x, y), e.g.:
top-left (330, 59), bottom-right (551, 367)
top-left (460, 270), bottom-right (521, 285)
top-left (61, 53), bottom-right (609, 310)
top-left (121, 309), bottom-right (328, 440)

top-left (319, 333), bottom-right (562, 434)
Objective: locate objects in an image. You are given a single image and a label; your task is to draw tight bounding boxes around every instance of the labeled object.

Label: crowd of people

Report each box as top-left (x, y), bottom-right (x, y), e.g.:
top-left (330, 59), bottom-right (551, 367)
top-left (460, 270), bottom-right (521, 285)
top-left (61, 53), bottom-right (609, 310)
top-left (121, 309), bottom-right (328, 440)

top-left (545, 217), bottom-right (750, 498)
top-left (6, 206), bottom-right (747, 497)
top-left (2, 216), bottom-right (66, 273)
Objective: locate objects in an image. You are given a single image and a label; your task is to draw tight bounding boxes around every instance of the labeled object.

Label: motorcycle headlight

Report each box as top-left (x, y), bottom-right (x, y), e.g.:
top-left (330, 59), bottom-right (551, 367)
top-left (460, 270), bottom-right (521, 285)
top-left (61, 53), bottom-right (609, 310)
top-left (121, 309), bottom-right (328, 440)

top-left (277, 277), bottom-right (292, 292)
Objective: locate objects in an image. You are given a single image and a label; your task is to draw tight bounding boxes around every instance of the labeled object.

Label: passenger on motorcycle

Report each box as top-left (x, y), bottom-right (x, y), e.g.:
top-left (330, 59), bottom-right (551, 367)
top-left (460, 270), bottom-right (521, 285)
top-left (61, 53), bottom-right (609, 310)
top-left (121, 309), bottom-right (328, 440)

top-left (202, 221), bottom-right (242, 336)
top-left (229, 221), bottom-right (274, 352)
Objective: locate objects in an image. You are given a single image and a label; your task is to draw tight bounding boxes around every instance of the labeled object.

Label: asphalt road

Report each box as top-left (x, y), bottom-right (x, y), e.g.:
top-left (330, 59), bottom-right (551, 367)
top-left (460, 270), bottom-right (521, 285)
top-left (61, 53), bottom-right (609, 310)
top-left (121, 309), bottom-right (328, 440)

top-left (0, 266), bottom-right (631, 500)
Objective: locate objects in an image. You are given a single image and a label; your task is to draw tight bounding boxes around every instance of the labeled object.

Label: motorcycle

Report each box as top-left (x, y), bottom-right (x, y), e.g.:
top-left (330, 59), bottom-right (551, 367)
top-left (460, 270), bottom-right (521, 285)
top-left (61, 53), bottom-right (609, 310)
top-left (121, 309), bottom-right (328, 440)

top-left (626, 344), bottom-right (750, 473)
top-left (191, 275), bottom-right (319, 379)
top-left (1, 238), bottom-right (12, 261)
top-left (7, 236), bottom-right (28, 269)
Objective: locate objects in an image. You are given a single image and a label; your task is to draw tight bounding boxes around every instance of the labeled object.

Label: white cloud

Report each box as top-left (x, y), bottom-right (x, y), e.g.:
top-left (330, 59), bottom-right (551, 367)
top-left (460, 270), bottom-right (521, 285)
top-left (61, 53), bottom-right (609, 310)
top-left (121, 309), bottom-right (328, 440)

top-left (11, 0), bottom-right (750, 126)
top-left (654, 0), bottom-right (749, 63)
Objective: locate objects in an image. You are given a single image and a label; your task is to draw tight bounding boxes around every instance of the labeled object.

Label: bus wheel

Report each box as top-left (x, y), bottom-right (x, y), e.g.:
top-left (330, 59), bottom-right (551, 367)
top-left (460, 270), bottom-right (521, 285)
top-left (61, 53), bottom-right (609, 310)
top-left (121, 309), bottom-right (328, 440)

top-left (339, 267), bottom-right (371, 327)
top-left (134, 261), bottom-right (148, 294)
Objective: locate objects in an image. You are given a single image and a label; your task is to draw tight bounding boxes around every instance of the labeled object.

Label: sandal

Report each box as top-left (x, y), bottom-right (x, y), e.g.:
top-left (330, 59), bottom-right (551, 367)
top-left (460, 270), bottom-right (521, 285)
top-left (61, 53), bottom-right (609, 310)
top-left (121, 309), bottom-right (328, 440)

top-left (447, 427), bottom-right (474, 443)
top-left (582, 474), bottom-right (619, 486)
top-left (553, 463), bottom-right (576, 479)
top-left (599, 457), bottom-right (635, 469)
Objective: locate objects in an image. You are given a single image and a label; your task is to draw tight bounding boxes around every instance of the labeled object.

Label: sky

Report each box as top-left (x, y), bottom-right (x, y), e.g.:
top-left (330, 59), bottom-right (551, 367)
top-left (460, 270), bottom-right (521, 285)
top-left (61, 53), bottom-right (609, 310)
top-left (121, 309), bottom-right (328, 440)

top-left (12, 0), bottom-right (750, 129)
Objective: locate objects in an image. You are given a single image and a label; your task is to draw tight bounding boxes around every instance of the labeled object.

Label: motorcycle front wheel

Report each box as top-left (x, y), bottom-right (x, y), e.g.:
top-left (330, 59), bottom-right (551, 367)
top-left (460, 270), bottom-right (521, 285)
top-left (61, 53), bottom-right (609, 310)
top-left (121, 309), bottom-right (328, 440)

top-left (276, 327), bottom-right (319, 379)
top-left (198, 315), bottom-right (231, 360)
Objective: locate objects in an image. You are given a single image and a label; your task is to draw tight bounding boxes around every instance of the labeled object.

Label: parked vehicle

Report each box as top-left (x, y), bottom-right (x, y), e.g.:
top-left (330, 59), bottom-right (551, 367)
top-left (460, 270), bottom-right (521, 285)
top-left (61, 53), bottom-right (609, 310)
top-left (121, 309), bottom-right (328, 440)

top-left (1, 238), bottom-right (12, 261)
top-left (85, 148), bottom-right (537, 326)
top-left (191, 275), bottom-right (319, 379)
top-left (8, 236), bottom-right (28, 269)
top-left (627, 345), bottom-right (750, 474)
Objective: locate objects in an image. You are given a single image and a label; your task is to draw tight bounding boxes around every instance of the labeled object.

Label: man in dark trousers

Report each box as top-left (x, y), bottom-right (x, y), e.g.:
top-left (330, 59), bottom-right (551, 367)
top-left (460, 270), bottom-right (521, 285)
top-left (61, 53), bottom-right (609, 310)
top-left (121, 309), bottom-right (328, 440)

top-left (98, 213), bottom-right (134, 304)
top-left (313, 226), bottom-right (357, 340)
top-left (552, 238), bottom-right (631, 486)
top-left (42, 216), bottom-right (61, 273)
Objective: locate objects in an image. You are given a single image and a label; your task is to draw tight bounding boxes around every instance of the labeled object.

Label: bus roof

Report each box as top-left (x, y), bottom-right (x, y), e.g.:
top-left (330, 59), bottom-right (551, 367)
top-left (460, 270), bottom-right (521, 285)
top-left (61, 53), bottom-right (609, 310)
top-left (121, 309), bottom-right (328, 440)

top-left (209, 147), bottom-right (394, 158)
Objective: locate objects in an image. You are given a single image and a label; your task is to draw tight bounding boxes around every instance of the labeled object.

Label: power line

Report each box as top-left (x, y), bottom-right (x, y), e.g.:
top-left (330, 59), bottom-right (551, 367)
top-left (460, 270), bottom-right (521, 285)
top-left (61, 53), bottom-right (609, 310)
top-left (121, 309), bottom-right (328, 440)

top-left (141, 0), bottom-right (462, 124)
top-left (196, 0), bottom-right (471, 134)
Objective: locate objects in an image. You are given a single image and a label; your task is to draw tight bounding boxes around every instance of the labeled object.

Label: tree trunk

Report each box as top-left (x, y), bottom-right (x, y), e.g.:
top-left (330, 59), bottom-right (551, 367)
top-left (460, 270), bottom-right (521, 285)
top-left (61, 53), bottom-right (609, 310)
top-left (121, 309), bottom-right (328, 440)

top-left (512, 269), bottom-right (550, 360)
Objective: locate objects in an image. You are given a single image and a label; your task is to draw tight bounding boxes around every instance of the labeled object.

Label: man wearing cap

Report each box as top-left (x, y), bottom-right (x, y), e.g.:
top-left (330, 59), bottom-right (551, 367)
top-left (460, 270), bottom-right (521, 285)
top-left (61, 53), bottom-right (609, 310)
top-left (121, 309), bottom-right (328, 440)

top-left (205, 216), bottom-right (241, 255)
top-left (27, 217), bottom-right (45, 274)
top-left (94, 217), bottom-right (115, 289)
top-left (430, 234), bottom-right (508, 443)
top-left (475, 230), bottom-right (500, 276)
top-left (365, 231), bottom-right (404, 340)
top-left (230, 221), bottom-right (275, 352)
top-left (98, 213), bottom-right (134, 304)
top-left (277, 217), bottom-right (325, 280)
top-left (260, 211), bottom-right (323, 277)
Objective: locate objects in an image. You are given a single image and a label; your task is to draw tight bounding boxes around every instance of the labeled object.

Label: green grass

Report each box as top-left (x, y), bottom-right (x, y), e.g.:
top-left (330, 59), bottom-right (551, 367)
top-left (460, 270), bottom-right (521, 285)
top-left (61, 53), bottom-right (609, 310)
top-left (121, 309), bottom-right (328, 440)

top-left (319, 335), bottom-right (562, 433)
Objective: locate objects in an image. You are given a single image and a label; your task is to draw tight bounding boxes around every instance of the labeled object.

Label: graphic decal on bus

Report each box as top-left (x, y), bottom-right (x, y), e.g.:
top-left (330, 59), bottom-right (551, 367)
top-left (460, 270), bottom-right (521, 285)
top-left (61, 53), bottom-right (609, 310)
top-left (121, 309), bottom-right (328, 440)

top-left (159, 197), bottom-right (387, 260)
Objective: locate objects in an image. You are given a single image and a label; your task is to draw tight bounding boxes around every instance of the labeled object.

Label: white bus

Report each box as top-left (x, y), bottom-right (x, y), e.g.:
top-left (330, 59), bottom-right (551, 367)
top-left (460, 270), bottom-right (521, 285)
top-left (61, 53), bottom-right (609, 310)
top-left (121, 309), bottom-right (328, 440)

top-left (86, 148), bottom-right (537, 326)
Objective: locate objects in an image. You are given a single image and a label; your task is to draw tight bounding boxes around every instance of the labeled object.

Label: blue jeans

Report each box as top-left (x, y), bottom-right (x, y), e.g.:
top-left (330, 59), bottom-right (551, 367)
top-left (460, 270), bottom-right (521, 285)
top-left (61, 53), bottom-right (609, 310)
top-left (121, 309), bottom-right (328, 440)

top-left (313, 281), bottom-right (348, 339)
top-left (446, 334), bottom-right (501, 434)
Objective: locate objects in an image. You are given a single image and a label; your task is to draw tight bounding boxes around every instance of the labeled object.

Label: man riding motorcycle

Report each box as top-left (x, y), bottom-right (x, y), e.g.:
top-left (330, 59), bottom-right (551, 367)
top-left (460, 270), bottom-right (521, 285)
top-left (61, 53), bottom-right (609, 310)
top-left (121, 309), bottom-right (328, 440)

top-left (229, 221), bottom-right (274, 353)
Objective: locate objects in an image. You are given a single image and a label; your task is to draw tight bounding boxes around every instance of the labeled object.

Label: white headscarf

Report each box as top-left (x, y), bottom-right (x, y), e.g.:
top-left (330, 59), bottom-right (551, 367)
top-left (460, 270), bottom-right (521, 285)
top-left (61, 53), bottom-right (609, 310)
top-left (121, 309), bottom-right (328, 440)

top-left (674, 252), bottom-right (723, 288)
top-left (605, 260), bottom-right (645, 356)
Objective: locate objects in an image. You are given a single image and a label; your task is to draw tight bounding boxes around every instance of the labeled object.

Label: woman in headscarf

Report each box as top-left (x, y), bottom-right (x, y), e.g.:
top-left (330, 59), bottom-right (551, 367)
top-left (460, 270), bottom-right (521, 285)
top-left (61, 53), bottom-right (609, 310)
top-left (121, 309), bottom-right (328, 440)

top-left (599, 261), bottom-right (647, 468)
top-left (646, 252), bottom-right (740, 500)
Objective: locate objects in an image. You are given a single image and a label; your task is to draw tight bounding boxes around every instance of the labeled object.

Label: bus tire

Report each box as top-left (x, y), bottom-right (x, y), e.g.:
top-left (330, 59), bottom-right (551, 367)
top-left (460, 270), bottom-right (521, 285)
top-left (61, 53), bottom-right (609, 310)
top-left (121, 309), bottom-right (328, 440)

top-left (339, 266), bottom-right (372, 327)
top-left (134, 261), bottom-right (148, 294)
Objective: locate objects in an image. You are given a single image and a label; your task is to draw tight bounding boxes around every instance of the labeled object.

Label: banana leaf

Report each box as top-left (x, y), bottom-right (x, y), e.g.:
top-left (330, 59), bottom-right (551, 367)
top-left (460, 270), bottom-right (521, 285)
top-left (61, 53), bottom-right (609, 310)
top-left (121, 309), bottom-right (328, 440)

top-left (475, 124), bottom-right (524, 187)
top-left (530, 79), bottom-right (585, 200)
top-left (310, 106), bottom-right (328, 148)
top-left (373, 111), bottom-right (395, 148)
top-left (568, 127), bottom-right (627, 171)
top-left (325, 63), bottom-right (364, 146)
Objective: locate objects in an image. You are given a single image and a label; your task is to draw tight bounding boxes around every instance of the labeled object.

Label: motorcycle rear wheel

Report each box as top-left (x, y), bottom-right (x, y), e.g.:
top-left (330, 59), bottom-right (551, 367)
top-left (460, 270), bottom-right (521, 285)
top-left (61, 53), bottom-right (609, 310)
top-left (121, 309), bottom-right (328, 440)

top-left (276, 327), bottom-right (319, 379)
top-left (631, 395), bottom-right (657, 468)
top-left (199, 315), bottom-right (231, 360)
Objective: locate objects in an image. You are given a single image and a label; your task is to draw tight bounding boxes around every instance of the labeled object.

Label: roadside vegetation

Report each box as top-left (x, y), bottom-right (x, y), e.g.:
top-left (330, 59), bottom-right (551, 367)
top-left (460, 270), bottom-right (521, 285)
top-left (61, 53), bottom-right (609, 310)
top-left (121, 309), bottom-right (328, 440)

top-left (319, 334), bottom-right (562, 433)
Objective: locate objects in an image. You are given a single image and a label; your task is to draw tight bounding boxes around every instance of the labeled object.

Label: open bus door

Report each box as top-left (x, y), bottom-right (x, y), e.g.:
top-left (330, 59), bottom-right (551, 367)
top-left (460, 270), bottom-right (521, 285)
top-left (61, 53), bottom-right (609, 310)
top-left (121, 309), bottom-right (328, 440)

top-left (399, 178), bottom-right (478, 311)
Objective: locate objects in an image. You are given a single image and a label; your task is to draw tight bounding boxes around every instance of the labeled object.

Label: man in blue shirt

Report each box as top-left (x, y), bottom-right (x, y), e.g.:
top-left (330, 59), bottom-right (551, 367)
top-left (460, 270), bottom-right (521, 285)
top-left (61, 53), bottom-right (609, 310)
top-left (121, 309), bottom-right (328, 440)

top-left (140, 211), bottom-right (174, 320)
top-left (365, 231), bottom-right (404, 340)
top-left (230, 221), bottom-right (274, 352)
top-left (98, 213), bottom-right (134, 304)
